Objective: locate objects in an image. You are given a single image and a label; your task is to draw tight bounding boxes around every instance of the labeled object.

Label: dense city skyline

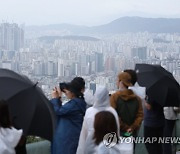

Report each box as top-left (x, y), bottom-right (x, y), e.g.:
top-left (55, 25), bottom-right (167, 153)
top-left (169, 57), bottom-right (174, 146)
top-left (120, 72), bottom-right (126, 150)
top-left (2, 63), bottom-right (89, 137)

top-left (1, 21), bottom-right (180, 97)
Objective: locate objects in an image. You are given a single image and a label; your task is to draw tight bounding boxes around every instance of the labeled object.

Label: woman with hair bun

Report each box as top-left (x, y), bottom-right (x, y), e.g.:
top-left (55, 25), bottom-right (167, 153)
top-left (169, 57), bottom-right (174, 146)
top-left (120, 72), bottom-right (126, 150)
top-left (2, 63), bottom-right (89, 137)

top-left (51, 77), bottom-right (86, 154)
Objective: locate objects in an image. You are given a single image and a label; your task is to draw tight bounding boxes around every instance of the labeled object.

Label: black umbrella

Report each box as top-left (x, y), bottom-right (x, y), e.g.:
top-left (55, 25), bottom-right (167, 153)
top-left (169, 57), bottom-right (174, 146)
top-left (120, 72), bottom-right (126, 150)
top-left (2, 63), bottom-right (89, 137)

top-left (135, 64), bottom-right (180, 107)
top-left (0, 69), bottom-right (56, 141)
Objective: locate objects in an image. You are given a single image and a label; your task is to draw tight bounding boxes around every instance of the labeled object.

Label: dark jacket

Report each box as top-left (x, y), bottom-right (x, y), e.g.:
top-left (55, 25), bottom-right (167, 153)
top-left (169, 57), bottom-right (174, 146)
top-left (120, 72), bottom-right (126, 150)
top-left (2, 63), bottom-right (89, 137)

top-left (51, 98), bottom-right (86, 154)
top-left (110, 89), bottom-right (143, 134)
top-left (144, 101), bottom-right (164, 127)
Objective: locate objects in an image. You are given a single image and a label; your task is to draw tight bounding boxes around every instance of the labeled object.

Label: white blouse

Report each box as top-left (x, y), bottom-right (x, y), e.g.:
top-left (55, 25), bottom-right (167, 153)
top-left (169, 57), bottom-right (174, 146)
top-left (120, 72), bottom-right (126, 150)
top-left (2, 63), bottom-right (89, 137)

top-left (0, 127), bottom-right (22, 154)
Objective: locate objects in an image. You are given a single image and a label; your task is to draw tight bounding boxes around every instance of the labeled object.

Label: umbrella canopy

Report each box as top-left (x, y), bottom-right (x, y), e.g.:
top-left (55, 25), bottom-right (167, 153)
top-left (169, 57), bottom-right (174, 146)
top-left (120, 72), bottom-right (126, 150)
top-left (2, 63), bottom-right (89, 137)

top-left (135, 64), bottom-right (180, 107)
top-left (0, 69), bottom-right (56, 141)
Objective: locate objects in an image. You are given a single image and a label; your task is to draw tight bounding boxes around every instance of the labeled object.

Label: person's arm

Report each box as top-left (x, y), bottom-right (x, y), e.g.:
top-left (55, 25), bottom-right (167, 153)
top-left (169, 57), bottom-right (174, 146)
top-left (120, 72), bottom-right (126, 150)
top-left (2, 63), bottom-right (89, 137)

top-left (50, 87), bottom-right (77, 116)
top-left (145, 95), bottom-right (153, 110)
top-left (145, 101), bottom-right (152, 110)
top-left (15, 135), bottom-right (27, 154)
top-left (51, 98), bottom-right (77, 116)
top-left (16, 135), bottom-right (26, 146)
top-left (130, 98), bottom-right (143, 132)
top-left (110, 92), bottom-right (130, 131)
top-left (51, 98), bottom-right (62, 109)
top-left (119, 118), bottom-right (130, 132)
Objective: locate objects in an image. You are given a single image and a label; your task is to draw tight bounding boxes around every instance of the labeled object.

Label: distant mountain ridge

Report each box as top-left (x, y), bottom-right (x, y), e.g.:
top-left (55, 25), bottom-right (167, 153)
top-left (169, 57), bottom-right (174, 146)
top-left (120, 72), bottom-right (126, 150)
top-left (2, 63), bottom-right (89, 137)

top-left (38, 35), bottom-right (100, 42)
top-left (26, 17), bottom-right (180, 37)
top-left (93, 17), bottom-right (180, 33)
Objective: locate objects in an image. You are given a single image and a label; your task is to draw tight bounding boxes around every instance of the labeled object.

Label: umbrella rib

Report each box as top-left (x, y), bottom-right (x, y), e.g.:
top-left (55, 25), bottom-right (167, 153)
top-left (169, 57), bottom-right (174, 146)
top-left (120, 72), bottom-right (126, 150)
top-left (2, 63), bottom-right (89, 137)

top-left (0, 76), bottom-right (32, 85)
top-left (8, 86), bottom-right (37, 135)
top-left (8, 85), bottom-right (36, 101)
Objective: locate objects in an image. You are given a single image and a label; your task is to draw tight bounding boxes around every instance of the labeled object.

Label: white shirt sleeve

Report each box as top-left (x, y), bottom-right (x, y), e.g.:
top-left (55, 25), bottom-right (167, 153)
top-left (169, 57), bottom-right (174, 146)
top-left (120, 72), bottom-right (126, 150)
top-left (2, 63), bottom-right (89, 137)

top-left (0, 127), bottom-right (22, 154)
top-left (0, 127), bottom-right (23, 148)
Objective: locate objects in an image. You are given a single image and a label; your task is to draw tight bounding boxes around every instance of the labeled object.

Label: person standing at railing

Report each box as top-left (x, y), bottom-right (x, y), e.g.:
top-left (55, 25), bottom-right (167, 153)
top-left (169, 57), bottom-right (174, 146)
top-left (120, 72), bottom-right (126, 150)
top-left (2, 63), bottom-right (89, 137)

top-left (0, 100), bottom-right (23, 154)
top-left (110, 72), bottom-right (143, 137)
top-left (84, 111), bottom-right (120, 154)
top-left (51, 78), bottom-right (86, 154)
top-left (163, 106), bottom-right (180, 154)
top-left (76, 86), bottom-right (119, 154)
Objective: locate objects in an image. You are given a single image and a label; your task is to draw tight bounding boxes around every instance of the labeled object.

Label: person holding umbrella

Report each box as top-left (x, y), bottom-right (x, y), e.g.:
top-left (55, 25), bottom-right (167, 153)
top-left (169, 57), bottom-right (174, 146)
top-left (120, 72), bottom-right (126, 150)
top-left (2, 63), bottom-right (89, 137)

top-left (163, 92), bottom-right (180, 154)
top-left (143, 95), bottom-right (165, 154)
top-left (135, 64), bottom-right (165, 154)
top-left (0, 68), bottom-right (56, 142)
top-left (51, 77), bottom-right (86, 154)
top-left (135, 64), bottom-right (180, 154)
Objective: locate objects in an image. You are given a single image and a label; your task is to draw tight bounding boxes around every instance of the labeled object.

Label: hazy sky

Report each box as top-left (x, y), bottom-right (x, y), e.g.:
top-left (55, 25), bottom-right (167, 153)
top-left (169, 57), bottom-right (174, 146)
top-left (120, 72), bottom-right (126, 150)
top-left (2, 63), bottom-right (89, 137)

top-left (1, 0), bottom-right (180, 26)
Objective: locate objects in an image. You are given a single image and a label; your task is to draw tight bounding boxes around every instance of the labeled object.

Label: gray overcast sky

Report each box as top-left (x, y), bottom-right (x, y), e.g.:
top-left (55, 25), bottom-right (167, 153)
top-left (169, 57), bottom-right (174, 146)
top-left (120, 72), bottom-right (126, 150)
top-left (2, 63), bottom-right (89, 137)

top-left (1, 0), bottom-right (180, 26)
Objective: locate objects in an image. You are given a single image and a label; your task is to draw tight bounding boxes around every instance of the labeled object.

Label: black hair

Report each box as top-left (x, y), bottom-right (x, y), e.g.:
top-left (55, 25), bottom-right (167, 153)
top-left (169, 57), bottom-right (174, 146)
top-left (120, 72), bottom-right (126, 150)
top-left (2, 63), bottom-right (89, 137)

top-left (124, 69), bottom-right (137, 85)
top-left (68, 77), bottom-right (85, 100)
top-left (72, 77), bottom-right (85, 90)
top-left (0, 100), bottom-right (12, 128)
